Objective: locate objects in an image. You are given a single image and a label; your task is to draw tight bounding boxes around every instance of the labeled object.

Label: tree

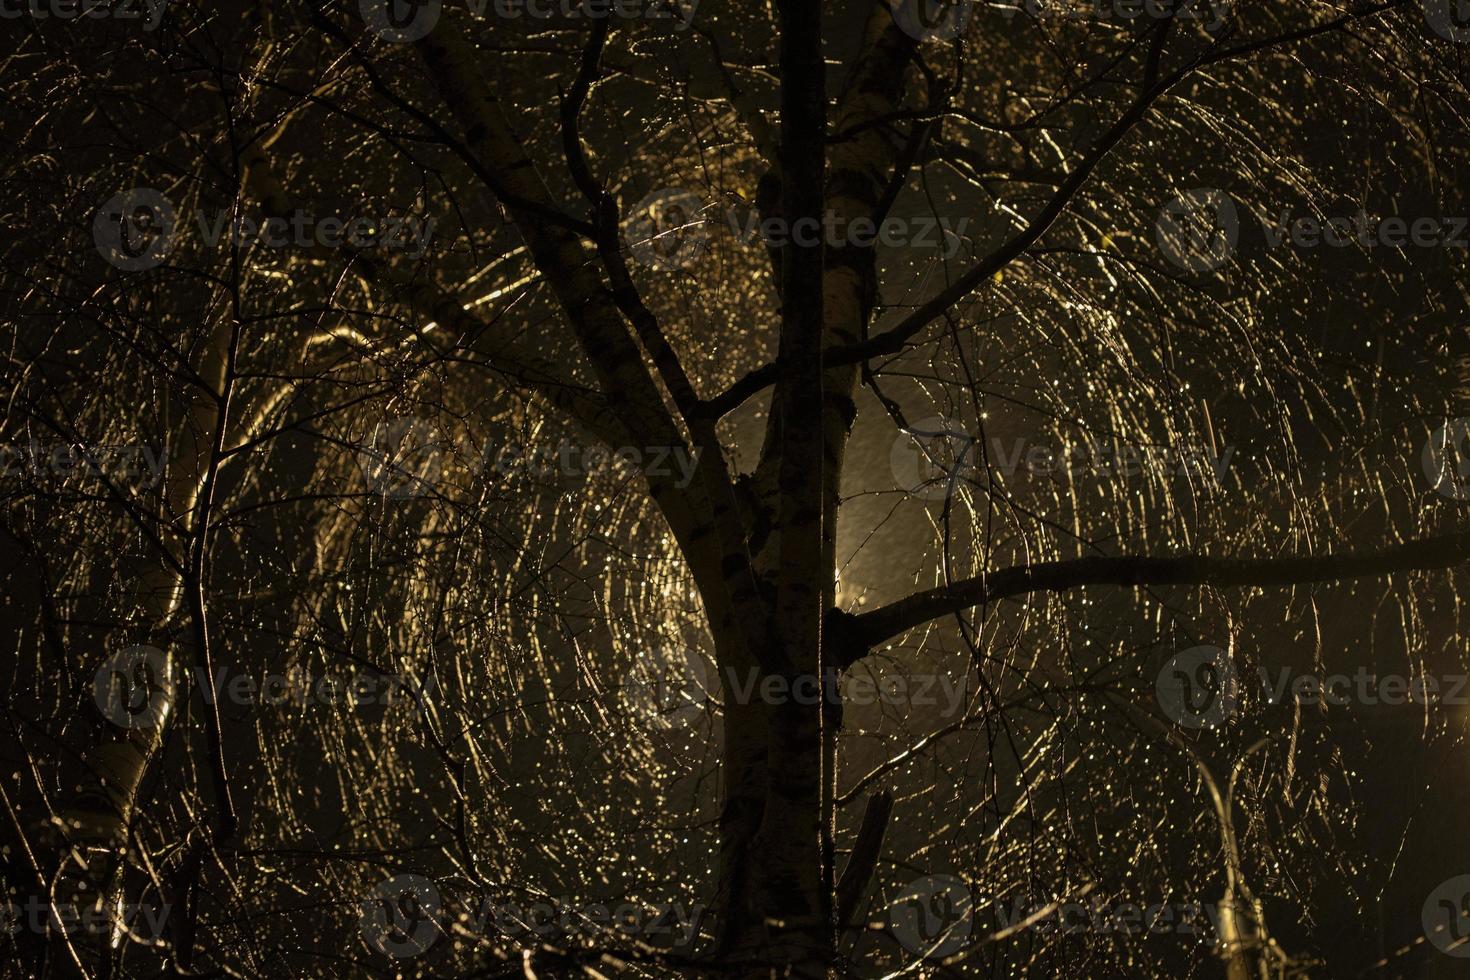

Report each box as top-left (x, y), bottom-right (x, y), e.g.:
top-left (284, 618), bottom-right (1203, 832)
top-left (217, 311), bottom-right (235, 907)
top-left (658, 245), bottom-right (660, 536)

top-left (3, 0), bottom-right (1470, 976)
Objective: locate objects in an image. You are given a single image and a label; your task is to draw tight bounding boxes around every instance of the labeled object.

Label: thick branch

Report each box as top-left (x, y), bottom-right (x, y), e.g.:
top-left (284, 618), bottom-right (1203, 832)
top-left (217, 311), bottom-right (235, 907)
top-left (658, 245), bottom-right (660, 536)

top-left (844, 531), bottom-right (1470, 658)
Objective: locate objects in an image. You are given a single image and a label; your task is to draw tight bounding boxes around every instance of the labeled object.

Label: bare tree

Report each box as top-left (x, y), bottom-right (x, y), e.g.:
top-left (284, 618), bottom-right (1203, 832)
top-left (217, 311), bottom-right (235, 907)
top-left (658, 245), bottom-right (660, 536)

top-left (3, 0), bottom-right (1470, 977)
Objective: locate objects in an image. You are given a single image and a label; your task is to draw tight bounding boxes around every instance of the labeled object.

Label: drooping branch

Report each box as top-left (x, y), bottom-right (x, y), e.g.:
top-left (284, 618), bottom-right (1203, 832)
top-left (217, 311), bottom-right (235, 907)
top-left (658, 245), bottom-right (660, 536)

top-left (839, 530), bottom-right (1470, 661)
